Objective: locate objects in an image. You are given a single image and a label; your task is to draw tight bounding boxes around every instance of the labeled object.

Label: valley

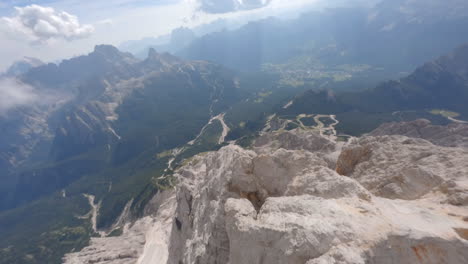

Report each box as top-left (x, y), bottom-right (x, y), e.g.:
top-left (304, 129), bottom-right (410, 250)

top-left (1, 1), bottom-right (468, 263)
top-left (1, 41), bottom-right (468, 263)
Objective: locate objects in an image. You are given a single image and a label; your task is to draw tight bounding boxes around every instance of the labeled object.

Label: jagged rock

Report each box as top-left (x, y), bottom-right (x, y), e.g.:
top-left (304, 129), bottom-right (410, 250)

top-left (369, 119), bottom-right (468, 148)
top-left (66, 127), bottom-right (468, 264)
top-left (64, 190), bottom-right (176, 264)
top-left (166, 146), bottom-right (255, 264)
top-left (0, 44), bottom-right (241, 211)
top-left (226, 194), bottom-right (468, 264)
top-left (441, 180), bottom-right (468, 206)
top-left (174, 130), bottom-right (467, 263)
top-left (2, 57), bottom-right (44, 77)
top-left (254, 129), bottom-right (336, 154)
top-left (341, 135), bottom-right (468, 200)
top-left (336, 144), bottom-right (372, 176)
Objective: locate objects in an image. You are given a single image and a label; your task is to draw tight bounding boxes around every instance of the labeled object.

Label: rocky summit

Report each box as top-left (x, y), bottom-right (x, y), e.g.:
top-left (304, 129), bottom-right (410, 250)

top-left (64, 121), bottom-right (468, 264)
top-left (3, 2), bottom-right (468, 263)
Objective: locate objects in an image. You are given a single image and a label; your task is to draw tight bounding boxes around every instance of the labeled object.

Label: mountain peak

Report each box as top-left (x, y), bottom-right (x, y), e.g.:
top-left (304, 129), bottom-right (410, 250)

top-left (90, 44), bottom-right (137, 66)
top-left (144, 48), bottom-right (181, 69)
top-left (147, 47), bottom-right (158, 58)
top-left (3, 57), bottom-right (44, 77)
top-left (93, 45), bottom-right (122, 57)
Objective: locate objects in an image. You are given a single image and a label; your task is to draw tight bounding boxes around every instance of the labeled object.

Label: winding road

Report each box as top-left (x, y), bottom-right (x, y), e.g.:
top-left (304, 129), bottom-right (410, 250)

top-left (313, 114), bottom-right (339, 142)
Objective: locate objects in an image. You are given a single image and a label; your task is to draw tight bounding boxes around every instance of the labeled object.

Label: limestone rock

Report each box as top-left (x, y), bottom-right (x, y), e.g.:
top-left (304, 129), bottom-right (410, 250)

top-left (254, 129), bottom-right (336, 154)
top-left (341, 135), bottom-right (468, 200)
top-left (63, 190), bottom-right (176, 264)
top-left (369, 119), bottom-right (468, 148)
top-left (164, 129), bottom-right (468, 264)
top-left (336, 144), bottom-right (372, 176)
top-left (67, 125), bottom-right (468, 264)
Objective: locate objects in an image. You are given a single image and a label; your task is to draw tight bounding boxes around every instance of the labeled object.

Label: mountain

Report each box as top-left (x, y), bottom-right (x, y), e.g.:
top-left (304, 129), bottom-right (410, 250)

top-left (54, 40), bottom-right (468, 262)
top-left (180, 1), bottom-right (468, 76)
top-left (373, 0), bottom-right (468, 23)
top-left (2, 2), bottom-right (468, 262)
top-left (1, 57), bottom-right (44, 77)
top-left (0, 45), bottom-right (245, 263)
top-left (121, 27), bottom-right (197, 60)
top-left (63, 120), bottom-right (468, 264)
top-left (22, 45), bottom-right (139, 88)
top-left (287, 41), bottom-right (468, 115)
top-left (119, 18), bottom-right (243, 60)
top-left (1, 45), bottom-right (241, 211)
top-left (276, 43), bottom-right (468, 136)
top-left (369, 119), bottom-right (468, 148)
top-left (354, 43), bottom-right (468, 114)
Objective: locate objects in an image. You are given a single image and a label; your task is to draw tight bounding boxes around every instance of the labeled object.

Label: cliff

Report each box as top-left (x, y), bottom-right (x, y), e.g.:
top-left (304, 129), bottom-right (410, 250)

top-left (64, 121), bottom-right (468, 264)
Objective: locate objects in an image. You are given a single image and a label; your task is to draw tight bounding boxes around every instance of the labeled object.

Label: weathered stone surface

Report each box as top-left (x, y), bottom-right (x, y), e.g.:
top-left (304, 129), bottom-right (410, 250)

top-left (65, 125), bottom-right (468, 264)
top-left (336, 144), bottom-right (372, 176)
top-left (342, 135), bottom-right (468, 200)
top-left (254, 129), bottom-right (336, 154)
top-left (63, 190), bottom-right (176, 264)
top-left (369, 119), bottom-right (468, 148)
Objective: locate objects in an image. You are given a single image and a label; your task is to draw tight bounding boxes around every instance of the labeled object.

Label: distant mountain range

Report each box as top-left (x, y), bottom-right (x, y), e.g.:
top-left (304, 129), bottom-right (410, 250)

top-left (1, 57), bottom-right (44, 78)
top-left (1, 1), bottom-right (468, 263)
top-left (1, 44), bottom-right (241, 211)
top-left (179, 1), bottom-right (468, 74)
top-left (0, 44), bottom-right (246, 263)
top-left (279, 43), bottom-right (468, 135)
top-left (0, 40), bottom-right (466, 264)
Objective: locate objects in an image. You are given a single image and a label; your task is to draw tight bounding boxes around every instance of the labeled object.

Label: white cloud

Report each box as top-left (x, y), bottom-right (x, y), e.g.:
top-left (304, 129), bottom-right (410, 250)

top-left (195, 0), bottom-right (273, 14)
top-left (0, 78), bottom-right (38, 113)
top-left (1, 4), bottom-right (94, 43)
top-left (0, 77), bottom-right (70, 114)
top-left (0, 0), bottom-right (375, 70)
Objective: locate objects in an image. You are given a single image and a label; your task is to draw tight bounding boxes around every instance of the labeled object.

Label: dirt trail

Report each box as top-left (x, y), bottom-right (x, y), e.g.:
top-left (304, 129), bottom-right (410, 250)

top-left (83, 194), bottom-right (106, 237)
top-left (214, 113), bottom-right (230, 144)
top-left (188, 113), bottom-right (229, 145)
top-left (161, 113), bottom-right (230, 178)
top-left (283, 100), bottom-right (293, 109)
top-left (448, 116), bottom-right (468, 124)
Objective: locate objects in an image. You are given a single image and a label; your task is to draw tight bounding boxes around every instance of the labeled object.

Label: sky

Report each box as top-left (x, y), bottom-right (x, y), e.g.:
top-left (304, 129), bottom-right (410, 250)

top-left (0, 0), bottom-right (380, 113)
top-left (0, 0), bottom-right (374, 71)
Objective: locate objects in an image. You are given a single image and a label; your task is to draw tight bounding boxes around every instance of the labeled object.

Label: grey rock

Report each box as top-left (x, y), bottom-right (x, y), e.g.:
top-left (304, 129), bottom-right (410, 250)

top-left (65, 126), bottom-right (468, 264)
top-left (369, 119), bottom-right (468, 148)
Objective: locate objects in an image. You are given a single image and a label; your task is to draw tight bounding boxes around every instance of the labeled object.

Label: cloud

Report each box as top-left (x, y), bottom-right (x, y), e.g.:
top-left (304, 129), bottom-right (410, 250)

top-left (0, 77), bottom-right (69, 114)
top-left (0, 78), bottom-right (38, 113)
top-left (96, 19), bottom-right (113, 26)
top-left (196, 0), bottom-right (273, 14)
top-left (1, 4), bottom-right (94, 43)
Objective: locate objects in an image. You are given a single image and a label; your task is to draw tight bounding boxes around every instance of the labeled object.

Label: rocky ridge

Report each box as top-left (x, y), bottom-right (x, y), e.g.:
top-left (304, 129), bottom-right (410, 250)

top-left (369, 118), bottom-right (468, 148)
top-left (64, 121), bottom-right (468, 263)
top-left (0, 44), bottom-right (240, 211)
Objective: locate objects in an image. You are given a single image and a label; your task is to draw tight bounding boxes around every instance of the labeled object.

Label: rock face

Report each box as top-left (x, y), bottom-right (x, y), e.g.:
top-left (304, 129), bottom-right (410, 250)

top-left (339, 136), bottom-right (468, 201)
top-left (165, 128), bottom-right (468, 264)
top-left (64, 190), bottom-right (176, 264)
top-left (66, 123), bottom-right (468, 264)
top-left (369, 119), bottom-right (468, 148)
top-left (2, 57), bottom-right (44, 77)
top-left (0, 44), bottom-right (241, 211)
